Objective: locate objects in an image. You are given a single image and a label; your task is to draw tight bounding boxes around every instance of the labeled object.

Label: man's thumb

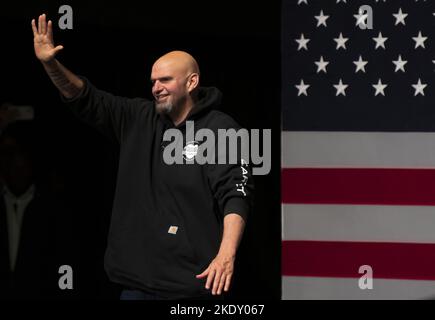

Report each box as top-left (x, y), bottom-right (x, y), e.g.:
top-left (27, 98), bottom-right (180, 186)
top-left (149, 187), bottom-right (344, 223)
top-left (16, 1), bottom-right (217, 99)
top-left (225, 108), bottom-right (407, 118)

top-left (54, 45), bottom-right (64, 53)
top-left (196, 269), bottom-right (209, 278)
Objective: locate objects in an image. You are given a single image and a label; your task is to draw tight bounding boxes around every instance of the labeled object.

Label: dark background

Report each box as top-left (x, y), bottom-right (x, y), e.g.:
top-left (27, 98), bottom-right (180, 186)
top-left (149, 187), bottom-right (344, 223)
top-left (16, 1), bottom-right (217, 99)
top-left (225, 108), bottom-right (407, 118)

top-left (0, 0), bottom-right (281, 299)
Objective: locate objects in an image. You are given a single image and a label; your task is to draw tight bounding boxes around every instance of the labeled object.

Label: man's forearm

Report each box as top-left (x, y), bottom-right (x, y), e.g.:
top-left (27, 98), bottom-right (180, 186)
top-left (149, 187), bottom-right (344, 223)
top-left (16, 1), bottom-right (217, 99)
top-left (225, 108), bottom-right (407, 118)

top-left (217, 213), bottom-right (246, 258)
top-left (42, 59), bottom-right (84, 99)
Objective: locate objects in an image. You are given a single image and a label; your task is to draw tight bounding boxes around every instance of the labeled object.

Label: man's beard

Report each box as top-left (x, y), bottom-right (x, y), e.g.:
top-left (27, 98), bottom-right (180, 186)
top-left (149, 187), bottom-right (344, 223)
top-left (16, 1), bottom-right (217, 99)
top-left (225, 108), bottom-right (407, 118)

top-left (155, 95), bottom-right (186, 115)
top-left (155, 101), bottom-right (174, 115)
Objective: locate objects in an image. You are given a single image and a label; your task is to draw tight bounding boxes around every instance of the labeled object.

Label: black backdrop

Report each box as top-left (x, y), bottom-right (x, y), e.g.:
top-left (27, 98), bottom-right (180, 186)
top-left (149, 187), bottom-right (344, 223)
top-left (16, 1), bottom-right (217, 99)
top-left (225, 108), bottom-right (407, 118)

top-left (0, 0), bottom-right (281, 299)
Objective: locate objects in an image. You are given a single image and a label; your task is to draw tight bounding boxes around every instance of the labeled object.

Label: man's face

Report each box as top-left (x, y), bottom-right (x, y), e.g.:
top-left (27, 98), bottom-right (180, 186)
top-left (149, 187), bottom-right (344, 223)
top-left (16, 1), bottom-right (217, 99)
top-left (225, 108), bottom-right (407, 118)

top-left (151, 61), bottom-right (189, 115)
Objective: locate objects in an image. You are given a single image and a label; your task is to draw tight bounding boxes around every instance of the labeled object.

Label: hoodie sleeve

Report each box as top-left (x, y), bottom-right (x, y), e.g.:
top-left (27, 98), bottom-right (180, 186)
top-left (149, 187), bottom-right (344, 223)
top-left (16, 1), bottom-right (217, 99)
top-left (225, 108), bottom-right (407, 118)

top-left (205, 114), bottom-right (254, 222)
top-left (60, 76), bottom-right (150, 143)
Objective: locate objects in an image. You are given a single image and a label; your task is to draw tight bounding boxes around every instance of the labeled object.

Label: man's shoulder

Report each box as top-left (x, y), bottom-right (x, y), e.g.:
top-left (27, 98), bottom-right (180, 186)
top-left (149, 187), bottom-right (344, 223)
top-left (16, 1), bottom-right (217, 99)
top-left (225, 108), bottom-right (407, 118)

top-left (124, 97), bottom-right (155, 116)
top-left (203, 110), bottom-right (241, 130)
top-left (128, 97), bottom-right (154, 108)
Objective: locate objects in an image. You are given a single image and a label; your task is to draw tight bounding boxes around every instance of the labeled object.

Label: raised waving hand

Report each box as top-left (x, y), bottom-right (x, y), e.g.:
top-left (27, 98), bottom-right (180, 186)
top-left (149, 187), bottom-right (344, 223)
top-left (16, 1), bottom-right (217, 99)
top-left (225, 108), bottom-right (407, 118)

top-left (32, 14), bottom-right (64, 62)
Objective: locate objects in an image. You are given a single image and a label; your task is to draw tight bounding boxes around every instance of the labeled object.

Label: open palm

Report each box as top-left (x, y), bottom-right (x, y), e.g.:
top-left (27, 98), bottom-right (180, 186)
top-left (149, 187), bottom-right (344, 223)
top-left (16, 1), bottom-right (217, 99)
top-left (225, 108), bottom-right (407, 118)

top-left (32, 14), bottom-right (63, 62)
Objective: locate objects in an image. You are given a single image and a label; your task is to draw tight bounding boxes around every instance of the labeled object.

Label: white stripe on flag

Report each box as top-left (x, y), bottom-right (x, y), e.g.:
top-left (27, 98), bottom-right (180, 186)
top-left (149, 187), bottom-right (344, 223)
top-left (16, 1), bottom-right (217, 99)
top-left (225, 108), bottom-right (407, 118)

top-left (282, 131), bottom-right (435, 168)
top-left (282, 276), bottom-right (435, 300)
top-left (282, 204), bottom-right (435, 243)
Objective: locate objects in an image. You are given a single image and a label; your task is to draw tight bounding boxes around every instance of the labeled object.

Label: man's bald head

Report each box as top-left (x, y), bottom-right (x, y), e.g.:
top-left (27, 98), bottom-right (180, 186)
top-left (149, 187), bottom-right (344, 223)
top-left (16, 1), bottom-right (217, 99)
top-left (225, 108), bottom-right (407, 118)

top-left (152, 51), bottom-right (200, 78)
top-left (150, 51), bottom-right (201, 121)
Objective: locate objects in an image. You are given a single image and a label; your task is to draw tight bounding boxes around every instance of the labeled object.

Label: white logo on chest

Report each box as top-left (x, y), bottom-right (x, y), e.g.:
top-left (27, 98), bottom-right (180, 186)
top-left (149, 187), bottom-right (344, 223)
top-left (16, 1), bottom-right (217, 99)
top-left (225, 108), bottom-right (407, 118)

top-left (182, 141), bottom-right (199, 161)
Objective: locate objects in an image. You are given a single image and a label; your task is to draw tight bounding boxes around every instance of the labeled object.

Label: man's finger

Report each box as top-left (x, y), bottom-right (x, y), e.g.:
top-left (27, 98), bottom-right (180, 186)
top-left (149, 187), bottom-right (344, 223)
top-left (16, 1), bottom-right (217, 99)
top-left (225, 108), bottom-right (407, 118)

top-left (41, 14), bottom-right (46, 34)
top-left (31, 19), bottom-right (38, 36)
top-left (205, 269), bottom-right (216, 290)
top-left (217, 274), bottom-right (226, 295)
top-left (47, 20), bottom-right (53, 42)
top-left (212, 270), bottom-right (222, 295)
top-left (38, 15), bottom-right (42, 34)
top-left (224, 274), bottom-right (232, 291)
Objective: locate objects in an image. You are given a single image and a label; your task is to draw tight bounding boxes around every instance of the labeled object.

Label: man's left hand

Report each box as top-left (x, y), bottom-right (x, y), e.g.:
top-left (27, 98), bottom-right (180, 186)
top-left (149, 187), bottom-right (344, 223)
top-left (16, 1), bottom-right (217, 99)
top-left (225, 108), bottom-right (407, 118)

top-left (196, 253), bottom-right (235, 295)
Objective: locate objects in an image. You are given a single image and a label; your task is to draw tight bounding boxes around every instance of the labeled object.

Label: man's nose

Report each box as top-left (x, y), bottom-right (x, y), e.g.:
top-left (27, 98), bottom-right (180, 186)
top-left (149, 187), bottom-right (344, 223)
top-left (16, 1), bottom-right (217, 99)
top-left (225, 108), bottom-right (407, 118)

top-left (153, 81), bottom-right (163, 94)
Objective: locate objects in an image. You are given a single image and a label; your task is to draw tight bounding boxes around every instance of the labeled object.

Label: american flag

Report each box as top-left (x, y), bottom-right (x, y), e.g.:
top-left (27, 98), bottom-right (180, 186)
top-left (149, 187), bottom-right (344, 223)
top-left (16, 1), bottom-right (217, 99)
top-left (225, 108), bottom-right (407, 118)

top-left (282, 0), bottom-right (435, 299)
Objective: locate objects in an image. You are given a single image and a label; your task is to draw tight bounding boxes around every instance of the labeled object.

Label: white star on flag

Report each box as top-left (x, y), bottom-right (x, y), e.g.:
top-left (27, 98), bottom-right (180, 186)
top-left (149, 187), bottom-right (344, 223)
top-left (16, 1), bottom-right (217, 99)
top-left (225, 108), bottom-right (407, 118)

top-left (354, 10), bottom-right (369, 28)
top-left (315, 10), bottom-right (329, 27)
top-left (296, 79), bottom-right (310, 96)
top-left (373, 32), bottom-right (388, 50)
top-left (393, 8), bottom-right (408, 26)
top-left (372, 79), bottom-right (388, 96)
top-left (412, 78), bottom-right (427, 96)
top-left (413, 31), bottom-right (427, 49)
top-left (296, 33), bottom-right (310, 51)
top-left (315, 56), bottom-right (329, 73)
top-left (353, 55), bottom-right (368, 73)
top-left (392, 55), bottom-right (408, 72)
top-left (334, 33), bottom-right (349, 50)
top-left (333, 79), bottom-right (348, 96)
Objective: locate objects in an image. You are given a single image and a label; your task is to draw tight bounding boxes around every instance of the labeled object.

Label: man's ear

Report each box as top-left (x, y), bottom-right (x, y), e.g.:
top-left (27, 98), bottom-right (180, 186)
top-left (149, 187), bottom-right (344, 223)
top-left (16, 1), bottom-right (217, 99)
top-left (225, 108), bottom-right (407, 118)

top-left (187, 73), bottom-right (199, 92)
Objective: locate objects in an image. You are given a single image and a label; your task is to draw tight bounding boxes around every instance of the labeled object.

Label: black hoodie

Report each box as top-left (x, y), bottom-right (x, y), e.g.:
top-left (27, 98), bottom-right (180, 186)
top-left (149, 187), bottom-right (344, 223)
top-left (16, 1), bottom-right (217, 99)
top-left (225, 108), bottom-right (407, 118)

top-left (62, 78), bottom-right (254, 298)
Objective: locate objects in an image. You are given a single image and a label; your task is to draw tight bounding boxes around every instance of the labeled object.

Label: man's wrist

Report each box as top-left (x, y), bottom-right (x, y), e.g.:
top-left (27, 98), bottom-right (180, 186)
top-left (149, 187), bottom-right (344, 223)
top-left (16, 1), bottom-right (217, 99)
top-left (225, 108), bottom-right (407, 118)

top-left (217, 246), bottom-right (237, 259)
top-left (41, 58), bottom-right (57, 70)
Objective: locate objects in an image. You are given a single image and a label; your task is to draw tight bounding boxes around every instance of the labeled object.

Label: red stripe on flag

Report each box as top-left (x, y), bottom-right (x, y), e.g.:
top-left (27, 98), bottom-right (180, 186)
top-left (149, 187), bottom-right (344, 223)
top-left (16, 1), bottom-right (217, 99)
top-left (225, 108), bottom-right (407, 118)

top-left (282, 168), bottom-right (435, 205)
top-left (282, 240), bottom-right (435, 280)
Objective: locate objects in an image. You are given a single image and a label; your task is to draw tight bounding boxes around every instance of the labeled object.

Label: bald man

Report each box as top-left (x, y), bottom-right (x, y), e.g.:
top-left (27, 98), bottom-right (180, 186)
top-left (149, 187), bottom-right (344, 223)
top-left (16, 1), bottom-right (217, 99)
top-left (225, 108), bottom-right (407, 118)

top-left (151, 51), bottom-right (200, 124)
top-left (32, 14), bottom-right (253, 300)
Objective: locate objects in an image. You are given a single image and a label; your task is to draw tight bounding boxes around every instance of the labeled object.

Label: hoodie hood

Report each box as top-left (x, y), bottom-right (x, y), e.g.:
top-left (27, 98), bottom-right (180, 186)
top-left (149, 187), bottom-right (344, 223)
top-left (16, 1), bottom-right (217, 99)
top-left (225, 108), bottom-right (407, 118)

top-left (188, 86), bottom-right (222, 119)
